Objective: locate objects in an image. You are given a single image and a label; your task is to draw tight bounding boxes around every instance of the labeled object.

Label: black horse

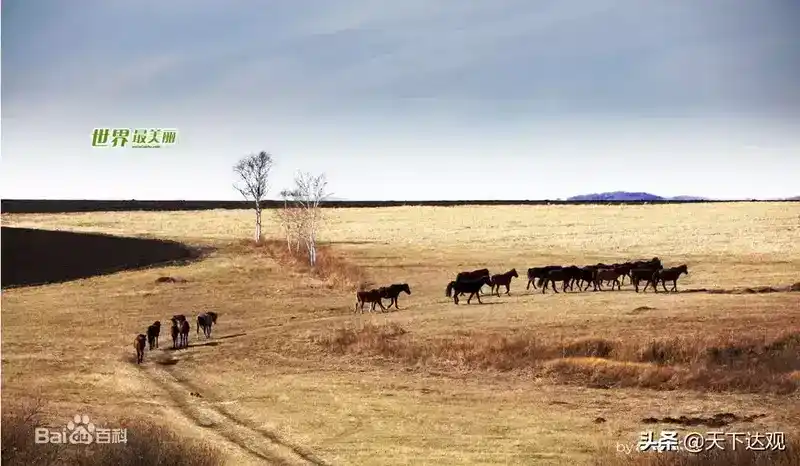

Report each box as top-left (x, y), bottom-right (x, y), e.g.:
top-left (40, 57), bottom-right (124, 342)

top-left (180, 319), bottom-right (190, 348)
top-left (197, 312), bottom-right (219, 338)
top-left (446, 276), bottom-right (492, 304)
top-left (540, 266), bottom-right (581, 293)
top-left (526, 266), bottom-right (561, 290)
top-left (380, 283), bottom-right (411, 310)
top-left (456, 268), bottom-right (490, 295)
top-left (146, 321), bottom-right (161, 350)
top-left (649, 264), bottom-right (689, 293)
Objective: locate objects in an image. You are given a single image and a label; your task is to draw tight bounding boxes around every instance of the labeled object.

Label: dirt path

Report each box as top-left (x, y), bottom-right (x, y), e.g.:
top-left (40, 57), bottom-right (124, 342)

top-left (139, 360), bottom-right (331, 466)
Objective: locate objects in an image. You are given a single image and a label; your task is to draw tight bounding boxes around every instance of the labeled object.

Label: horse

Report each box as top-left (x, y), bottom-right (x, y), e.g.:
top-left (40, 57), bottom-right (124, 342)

top-left (540, 266), bottom-right (580, 294)
top-left (612, 263), bottom-right (635, 285)
top-left (180, 320), bottom-right (190, 348)
top-left (146, 321), bottom-right (161, 350)
top-left (171, 314), bottom-right (186, 323)
top-left (594, 268), bottom-right (624, 291)
top-left (574, 266), bottom-right (598, 291)
top-left (197, 312), bottom-right (218, 338)
top-left (380, 283), bottom-right (411, 310)
top-left (170, 320), bottom-right (180, 349)
top-left (526, 266), bottom-right (561, 290)
top-left (134, 334), bottom-right (147, 364)
top-left (355, 289), bottom-right (386, 313)
top-left (631, 265), bottom-right (664, 292)
top-left (490, 269), bottom-right (518, 296)
top-left (456, 269), bottom-right (490, 294)
top-left (445, 276), bottom-right (491, 304)
top-left (649, 264), bottom-right (689, 293)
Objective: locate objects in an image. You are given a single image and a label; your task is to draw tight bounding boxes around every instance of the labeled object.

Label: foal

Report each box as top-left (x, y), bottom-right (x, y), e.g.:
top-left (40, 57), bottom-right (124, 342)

top-left (134, 334), bottom-right (147, 364)
top-left (490, 269), bottom-right (518, 296)
top-left (355, 289), bottom-right (386, 313)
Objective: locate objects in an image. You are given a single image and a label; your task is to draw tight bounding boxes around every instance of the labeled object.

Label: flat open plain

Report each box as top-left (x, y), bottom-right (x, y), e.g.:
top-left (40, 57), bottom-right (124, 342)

top-left (2, 203), bottom-right (799, 465)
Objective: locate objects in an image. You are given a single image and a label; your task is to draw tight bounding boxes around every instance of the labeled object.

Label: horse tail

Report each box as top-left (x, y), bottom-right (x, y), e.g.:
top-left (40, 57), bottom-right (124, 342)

top-left (445, 282), bottom-right (453, 297)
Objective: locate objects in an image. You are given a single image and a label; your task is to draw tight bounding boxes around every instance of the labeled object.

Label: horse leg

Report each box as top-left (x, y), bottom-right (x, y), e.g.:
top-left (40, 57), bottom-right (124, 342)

top-left (671, 280), bottom-right (677, 292)
top-left (505, 283), bottom-right (510, 295)
top-left (476, 291), bottom-right (483, 304)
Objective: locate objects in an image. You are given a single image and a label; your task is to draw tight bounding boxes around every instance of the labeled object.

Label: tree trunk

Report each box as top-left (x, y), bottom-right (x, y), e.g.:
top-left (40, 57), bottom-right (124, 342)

top-left (254, 206), bottom-right (262, 243)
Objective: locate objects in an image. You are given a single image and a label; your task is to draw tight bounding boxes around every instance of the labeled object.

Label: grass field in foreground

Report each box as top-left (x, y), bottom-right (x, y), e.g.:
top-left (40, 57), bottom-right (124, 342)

top-left (2, 203), bottom-right (799, 465)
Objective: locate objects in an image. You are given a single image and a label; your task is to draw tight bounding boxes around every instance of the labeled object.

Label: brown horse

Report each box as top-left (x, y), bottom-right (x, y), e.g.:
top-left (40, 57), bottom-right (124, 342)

top-left (146, 321), bottom-right (161, 350)
top-left (490, 269), bottom-right (518, 296)
top-left (380, 283), bottom-right (411, 310)
top-left (355, 289), bottom-right (386, 313)
top-left (180, 320), bottom-right (190, 348)
top-left (171, 320), bottom-right (180, 349)
top-left (134, 334), bottom-right (147, 364)
top-left (650, 264), bottom-right (689, 292)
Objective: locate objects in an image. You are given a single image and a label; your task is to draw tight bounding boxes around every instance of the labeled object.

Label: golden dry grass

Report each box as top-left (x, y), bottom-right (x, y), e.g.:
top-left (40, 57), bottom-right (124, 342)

top-left (2, 203), bottom-right (800, 465)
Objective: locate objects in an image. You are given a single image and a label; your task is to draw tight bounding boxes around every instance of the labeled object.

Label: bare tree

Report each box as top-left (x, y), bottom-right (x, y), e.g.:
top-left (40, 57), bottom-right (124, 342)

top-left (233, 151), bottom-right (273, 243)
top-left (280, 172), bottom-right (331, 266)
top-left (275, 188), bottom-right (304, 253)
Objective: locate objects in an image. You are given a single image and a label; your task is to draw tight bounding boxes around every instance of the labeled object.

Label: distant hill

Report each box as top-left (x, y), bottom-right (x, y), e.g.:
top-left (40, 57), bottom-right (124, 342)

top-left (567, 191), bottom-right (708, 201)
top-left (785, 196), bottom-right (800, 201)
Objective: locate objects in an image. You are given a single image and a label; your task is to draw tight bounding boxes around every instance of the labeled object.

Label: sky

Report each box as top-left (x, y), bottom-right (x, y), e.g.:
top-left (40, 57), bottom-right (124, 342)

top-left (2, 0), bottom-right (799, 201)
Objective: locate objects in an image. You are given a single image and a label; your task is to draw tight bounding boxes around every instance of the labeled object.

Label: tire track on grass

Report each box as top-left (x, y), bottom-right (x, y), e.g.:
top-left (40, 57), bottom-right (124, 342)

top-left (141, 361), bottom-right (327, 466)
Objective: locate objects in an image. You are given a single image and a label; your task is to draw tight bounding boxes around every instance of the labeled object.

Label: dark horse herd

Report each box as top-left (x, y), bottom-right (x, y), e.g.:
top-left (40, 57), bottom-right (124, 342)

top-left (353, 257), bottom-right (690, 312)
top-left (133, 257), bottom-right (688, 359)
top-left (133, 311), bottom-right (219, 364)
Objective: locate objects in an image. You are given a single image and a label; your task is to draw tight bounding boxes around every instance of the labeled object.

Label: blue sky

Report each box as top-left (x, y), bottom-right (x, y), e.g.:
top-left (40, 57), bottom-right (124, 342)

top-left (2, 0), bottom-right (799, 200)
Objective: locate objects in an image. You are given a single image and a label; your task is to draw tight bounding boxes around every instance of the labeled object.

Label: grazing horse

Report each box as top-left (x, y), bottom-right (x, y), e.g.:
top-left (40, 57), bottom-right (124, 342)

top-left (180, 320), bottom-right (190, 348)
top-left (170, 320), bottom-right (180, 349)
top-left (540, 266), bottom-right (580, 294)
top-left (650, 264), bottom-right (689, 293)
top-left (380, 283), bottom-right (411, 310)
top-left (631, 266), bottom-right (664, 292)
top-left (594, 268), bottom-right (624, 291)
top-left (526, 266), bottom-right (561, 290)
top-left (456, 268), bottom-right (490, 295)
top-left (355, 289), bottom-right (386, 313)
top-left (146, 321), bottom-right (161, 350)
top-left (134, 334), bottom-right (147, 364)
top-left (197, 312), bottom-right (218, 338)
top-left (490, 269), bottom-right (518, 296)
top-left (446, 276), bottom-right (492, 304)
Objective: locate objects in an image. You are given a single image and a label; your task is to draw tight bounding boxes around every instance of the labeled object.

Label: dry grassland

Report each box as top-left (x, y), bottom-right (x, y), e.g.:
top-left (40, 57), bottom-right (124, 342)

top-left (2, 203), bottom-right (800, 465)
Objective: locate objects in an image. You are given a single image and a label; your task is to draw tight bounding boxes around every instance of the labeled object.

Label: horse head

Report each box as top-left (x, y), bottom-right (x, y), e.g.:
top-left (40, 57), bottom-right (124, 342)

top-left (510, 269), bottom-right (518, 277)
top-left (402, 283), bottom-right (411, 294)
